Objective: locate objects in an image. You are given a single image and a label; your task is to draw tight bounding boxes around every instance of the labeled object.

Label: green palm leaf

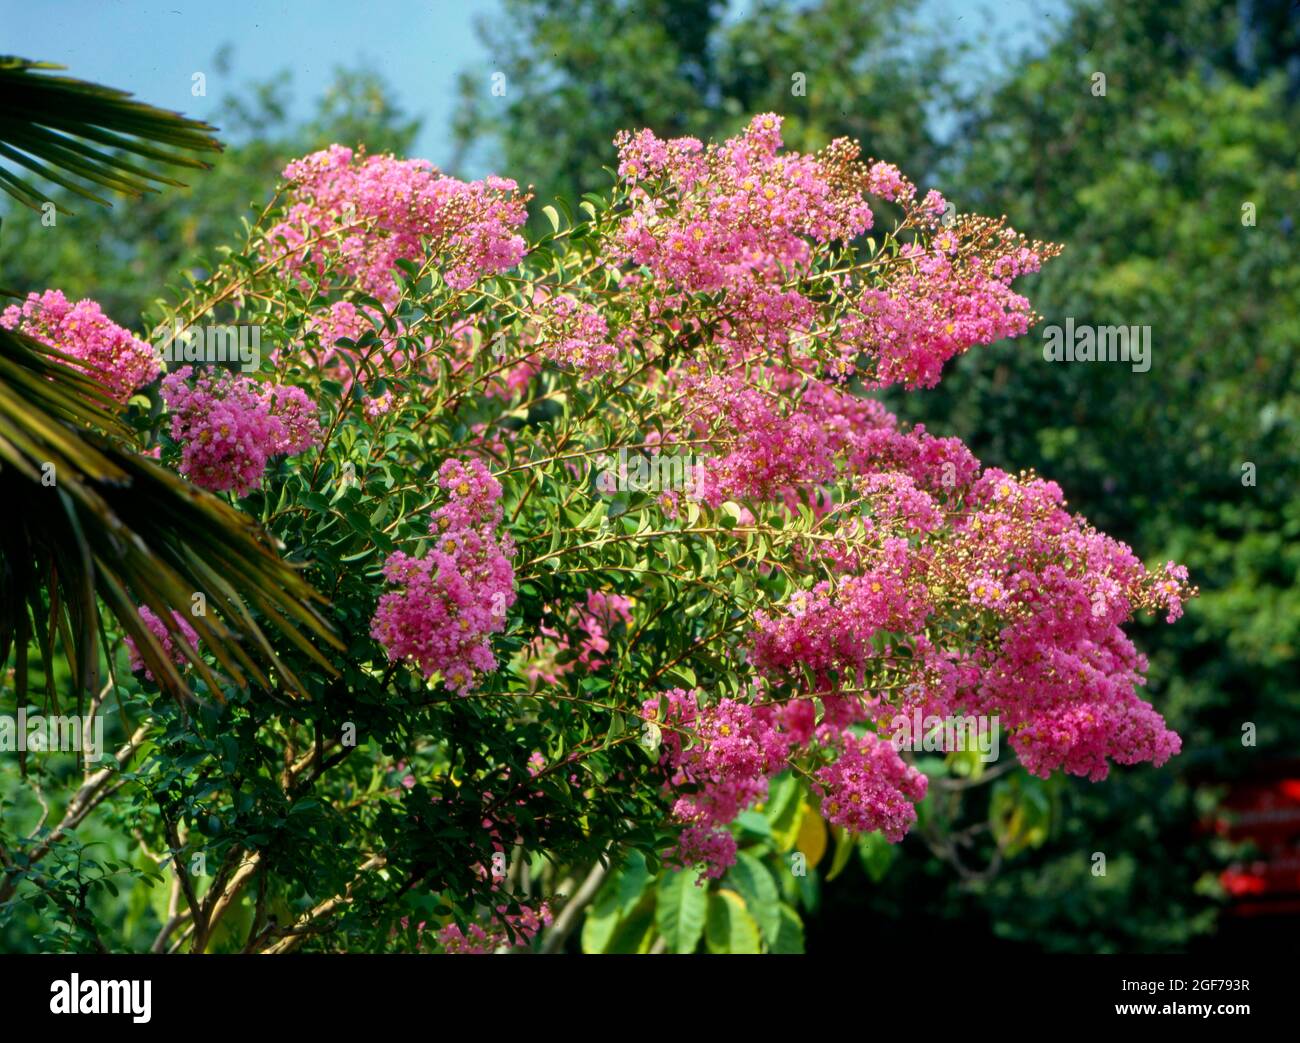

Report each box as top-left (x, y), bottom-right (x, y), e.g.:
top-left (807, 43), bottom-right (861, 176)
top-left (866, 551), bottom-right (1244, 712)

top-left (0, 56), bottom-right (222, 214)
top-left (0, 327), bottom-right (342, 705)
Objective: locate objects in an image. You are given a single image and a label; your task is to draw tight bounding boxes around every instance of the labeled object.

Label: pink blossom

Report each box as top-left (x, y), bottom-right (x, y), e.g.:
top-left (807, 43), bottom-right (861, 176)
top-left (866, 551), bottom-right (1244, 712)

top-left (160, 366), bottom-right (321, 496)
top-left (2, 289), bottom-right (159, 402)
top-left (266, 146), bottom-right (528, 308)
top-left (371, 458), bottom-right (516, 693)
top-left (125, 606), bottom-right (200, 682)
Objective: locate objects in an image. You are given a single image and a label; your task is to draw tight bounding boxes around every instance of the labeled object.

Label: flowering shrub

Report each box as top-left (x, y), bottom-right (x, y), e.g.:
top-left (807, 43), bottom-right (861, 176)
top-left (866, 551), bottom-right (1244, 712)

top-left (370, 458), bottom-right (517, 692)
top-left (8, 113), bottom-right (1194, 953)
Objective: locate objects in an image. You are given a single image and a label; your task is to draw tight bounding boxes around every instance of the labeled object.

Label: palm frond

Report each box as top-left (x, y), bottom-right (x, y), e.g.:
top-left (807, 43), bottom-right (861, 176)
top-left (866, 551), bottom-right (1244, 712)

top-left (0, 56), bottom-right (223, 214)
top-left (0, 327), bottom-right (342, 705)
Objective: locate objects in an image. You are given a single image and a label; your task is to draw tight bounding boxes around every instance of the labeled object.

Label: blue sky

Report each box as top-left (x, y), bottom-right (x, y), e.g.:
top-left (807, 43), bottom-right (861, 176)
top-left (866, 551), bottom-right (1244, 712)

top-left (7, 0), bottom-right (1066, 169)
top-left (7, 0), bottom-right (488, 161)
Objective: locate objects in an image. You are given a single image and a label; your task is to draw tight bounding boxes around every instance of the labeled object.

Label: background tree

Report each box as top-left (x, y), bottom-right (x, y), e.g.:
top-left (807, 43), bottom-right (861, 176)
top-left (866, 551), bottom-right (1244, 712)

top-left (451, 0), bottom-right (957, 219)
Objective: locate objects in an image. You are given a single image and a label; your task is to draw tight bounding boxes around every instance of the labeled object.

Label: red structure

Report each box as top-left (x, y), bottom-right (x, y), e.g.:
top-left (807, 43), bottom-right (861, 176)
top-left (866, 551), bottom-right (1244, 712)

top-left (1216, 765), bottom-right (1300, 917)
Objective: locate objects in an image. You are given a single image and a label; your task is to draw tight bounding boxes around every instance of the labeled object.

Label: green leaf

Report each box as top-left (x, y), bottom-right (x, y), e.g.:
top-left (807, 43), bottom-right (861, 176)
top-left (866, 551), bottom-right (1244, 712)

top-left (655, 869), bottom-right (708, 954)
top-left (825, 825), bottom-right (855, 882)
top-left (764, 773), bottom-right (804, 850)
top-left (857, 832), bottom-right (898, 883)
top-left (734, 809), bottom-right (773, 840)
top-left (990, 773), bottom-right (1053, 857)
top-left (724, 850), bottom-right (781, 944)
top-left (581, 888), bottom-right (622, 954)
top-left (772, 903), bottom-right (805, 954)
top-left (705, 889), bottom-right (762, 954)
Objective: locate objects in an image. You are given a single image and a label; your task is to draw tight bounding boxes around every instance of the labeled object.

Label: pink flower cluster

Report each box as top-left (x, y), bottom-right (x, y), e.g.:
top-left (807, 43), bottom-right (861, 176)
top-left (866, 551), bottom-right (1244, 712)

top-left (744, 440), bottom-right (1195, 783)
top-left (125, 605), bottom-right (200, 682)
top-left (641, 688), bottom-right (819, 878)
top-left (2, 289), bottom-right (160, 402)
top-left (750, 537), bottom-right (931, 684)
top-left (640, 686), bottom-right (931, 878)
top-left (680, 368), bottom-right (979, 511)
top-left (435, 903), bottom-right (551, 954)
top-left (845, 237), bottom-right (1045, 389)
top-left (537, 294), bottom-right (617, 375)
top-left (611, 114), bottom-right (873, 363)
top-left (608, 115), bottom-right (1054, 390)
top-left (942, 470), bottom-right (1189, 779)
top-left (370, 458), bottom-right (516, 693)
top-left (812, 729), bottom-right (928, 839)
top-left (267, 145), bottom-right (528, 306)
top-left (679, 370), bottom-right (838, 506)
top-left (160, 366), bottom-right (321, 496)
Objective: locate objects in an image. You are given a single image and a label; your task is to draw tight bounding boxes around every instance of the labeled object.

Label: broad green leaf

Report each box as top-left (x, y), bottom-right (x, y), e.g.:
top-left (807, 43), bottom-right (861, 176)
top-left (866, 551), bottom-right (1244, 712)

top-left (772, 903), bottom-right (805, 954)
top-left (858, 832), bottom-right (898, 883)
top-left (581, 859), bottom-right (641, 954)
top-left (725, 850), bottom-right (781, 944)
top-left (655, 869), bottom-right (708, 954)
top-left (705, 889), bottom-right (762, 954)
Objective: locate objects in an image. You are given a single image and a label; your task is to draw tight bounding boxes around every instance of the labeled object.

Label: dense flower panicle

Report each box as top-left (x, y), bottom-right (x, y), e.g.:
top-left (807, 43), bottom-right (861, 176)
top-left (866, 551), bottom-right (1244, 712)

top-left (266, 146), bottom-right (528, 307)
top-left (537, 294), bottom-right (617, 375)
top-left (679, 370), bottom-right (982, 509)
top-left (751, 539), bottom-right (930, 684)
top-left (125, 606), bottom-right (200, 682)
top-left (639, 688), bottom-right (918, 878)
top-left (160, 366), bottom-right (321, 495)
top-left (745, 441), bottom-right (1196, 782)
top-left (845, 234), bottom-right (1045, 389)
top-left (813, 729), bottom-right (928, 839)
top-left (611, 115), bottom-right (873, 363)
top-left (2, 289), bottom-right (160, 402)
top-left (670, 826), bottom-right (740, 880)
top-left (371, 458), bottom-right (516, 693)
top-left (678, 370), bottom-right (838, 506)
top-left (267, 383), bottom-right (323, 454)
top-left (608, 114), bottom-right (1056, 390)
